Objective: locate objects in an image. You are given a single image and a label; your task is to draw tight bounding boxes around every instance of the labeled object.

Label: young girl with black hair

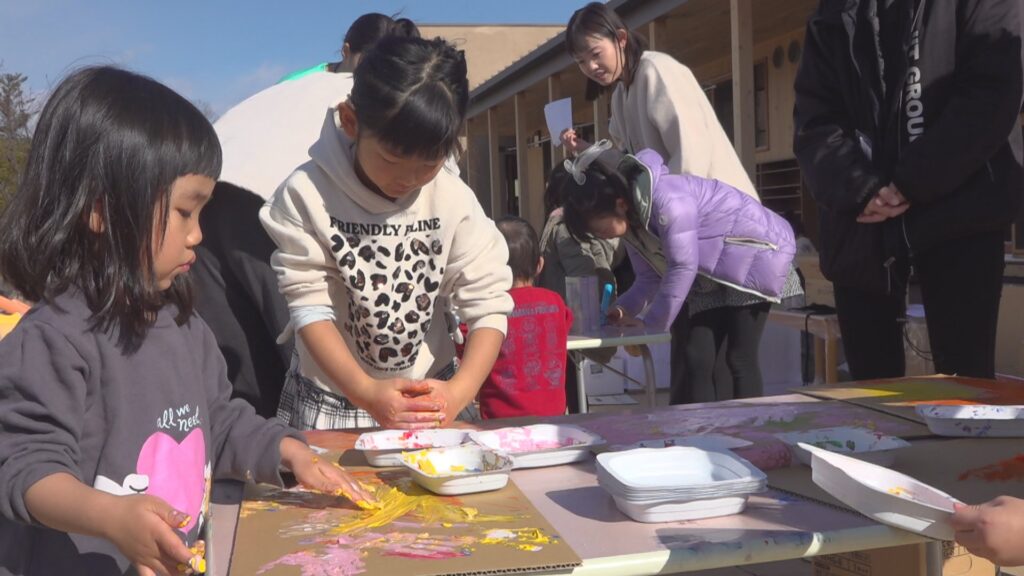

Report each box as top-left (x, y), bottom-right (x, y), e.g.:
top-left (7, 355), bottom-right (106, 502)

top-left (0, 66), bottom-right (370, 576)
top-left (261, 35), bottom-right (513, 431)
top-left (562, 2), bottom-right (755, 195)
top-left (560, 144), bottom-right (797, 401)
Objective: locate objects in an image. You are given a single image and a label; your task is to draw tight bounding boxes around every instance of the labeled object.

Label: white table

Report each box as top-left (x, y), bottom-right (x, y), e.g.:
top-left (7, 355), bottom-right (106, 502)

top-left (566, 325), bottom-right (671, 413)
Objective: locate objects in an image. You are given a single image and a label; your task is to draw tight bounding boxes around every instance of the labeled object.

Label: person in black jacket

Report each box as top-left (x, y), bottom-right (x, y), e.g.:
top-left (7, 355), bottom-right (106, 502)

top-left (794, 0), bottom-right (1023, 380)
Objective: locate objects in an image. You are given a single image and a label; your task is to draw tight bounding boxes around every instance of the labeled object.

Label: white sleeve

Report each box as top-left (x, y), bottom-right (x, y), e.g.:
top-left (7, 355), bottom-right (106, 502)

top-left (440, 196), bottom-right (513, 335)
top-left (642, 62), bottom-right (712, 177)
top-left (259, 179), bottom-right (336, 310)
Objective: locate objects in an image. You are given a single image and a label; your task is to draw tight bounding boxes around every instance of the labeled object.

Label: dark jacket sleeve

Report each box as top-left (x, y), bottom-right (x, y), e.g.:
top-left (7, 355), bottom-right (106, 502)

top-left (793, 10), bottom-right (887, 213)
top-left (198, 321), bottom-right (304, 486)
top-left (892, 0), bottom-right (1023, 204)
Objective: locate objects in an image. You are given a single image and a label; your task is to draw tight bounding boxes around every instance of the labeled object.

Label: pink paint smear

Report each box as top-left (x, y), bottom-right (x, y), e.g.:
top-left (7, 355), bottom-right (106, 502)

top-left (258, 543), bottom-right (365, 576)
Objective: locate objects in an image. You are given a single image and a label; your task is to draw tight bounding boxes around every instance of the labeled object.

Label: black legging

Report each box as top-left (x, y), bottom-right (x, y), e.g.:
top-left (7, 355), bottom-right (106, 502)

top-left (677, 302), bottom-right (771, 403)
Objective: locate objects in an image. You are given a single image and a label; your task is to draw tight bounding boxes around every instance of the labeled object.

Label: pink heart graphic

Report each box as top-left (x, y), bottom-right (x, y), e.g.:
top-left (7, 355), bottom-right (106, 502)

top-left (136, 428), bottom-right (207, 533)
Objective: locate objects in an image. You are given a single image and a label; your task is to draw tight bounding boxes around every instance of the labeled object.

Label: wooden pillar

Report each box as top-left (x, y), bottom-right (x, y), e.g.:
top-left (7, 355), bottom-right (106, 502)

top-left (593, 93), bottom-right (609, 142)
top-left (486, 107), bottom-right (502, 219)
top-left (730, 0), bottom-right (756, 179)
top-left (514, 92), bottom-right (530, 219)
top-left (647, 17), bottom-right (667, 52)
top-left (548, 74), bottom-right (563, 169)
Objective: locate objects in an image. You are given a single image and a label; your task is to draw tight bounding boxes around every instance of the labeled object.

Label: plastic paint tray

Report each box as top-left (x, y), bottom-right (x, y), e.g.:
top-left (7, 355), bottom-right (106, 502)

top-left (355, 429), bottom-right (470, 467)
top-left (803, 442), bottom-right (959, 540)
top-left (400, 445), bottom-right (512, 496)
top-left (469, 424), bottom-right (604, 469)
top-left (915, 404), bottom-right (1024, 438)
top-left (775, 427), bottom-right (910, 467)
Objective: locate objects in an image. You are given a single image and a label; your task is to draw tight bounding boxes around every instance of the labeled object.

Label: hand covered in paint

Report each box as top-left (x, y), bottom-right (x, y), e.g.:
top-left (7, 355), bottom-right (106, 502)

top-left (950, 496), bottom-right (1024, 566)
top-left (357, 378), bottom-right (446, 430)
top-left (103, 494), bottom-right (197, 576)
top-left (415, 378), bottom-right (466, 426)
top-left (279, 438), bottom-right (375, 509)
top-left (857, 183), bottom-right (910, 224)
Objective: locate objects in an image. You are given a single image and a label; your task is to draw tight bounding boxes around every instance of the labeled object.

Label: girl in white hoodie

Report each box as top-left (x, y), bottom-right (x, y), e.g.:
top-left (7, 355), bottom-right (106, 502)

top-left (261, 36), bottom-right (513, 431)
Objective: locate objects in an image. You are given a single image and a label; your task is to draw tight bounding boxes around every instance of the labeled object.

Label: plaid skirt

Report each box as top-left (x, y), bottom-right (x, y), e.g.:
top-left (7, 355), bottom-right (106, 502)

top-left (277, 359), bottom-right (460, 431)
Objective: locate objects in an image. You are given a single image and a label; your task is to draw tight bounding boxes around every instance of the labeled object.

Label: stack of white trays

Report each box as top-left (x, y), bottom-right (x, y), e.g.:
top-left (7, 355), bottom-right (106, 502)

top-left (596, 447), bottom-right (767, 523)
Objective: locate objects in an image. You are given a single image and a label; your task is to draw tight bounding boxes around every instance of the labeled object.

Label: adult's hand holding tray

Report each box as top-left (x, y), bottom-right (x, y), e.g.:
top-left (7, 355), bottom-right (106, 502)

top-left (229, 467), bottom-right (581, 576)
top-left (469, 424), bottom-right (604, 469)
top-left (802, 442), bottom-right (960, 540)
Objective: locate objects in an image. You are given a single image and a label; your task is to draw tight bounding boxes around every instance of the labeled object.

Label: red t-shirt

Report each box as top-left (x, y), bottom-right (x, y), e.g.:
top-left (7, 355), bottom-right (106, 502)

top-left (475, 286), bottom-right (573, 419)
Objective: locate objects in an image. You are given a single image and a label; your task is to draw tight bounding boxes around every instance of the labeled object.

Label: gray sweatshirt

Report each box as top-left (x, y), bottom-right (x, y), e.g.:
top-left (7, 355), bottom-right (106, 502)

top-left (0, 290), bottom-right (302, 575)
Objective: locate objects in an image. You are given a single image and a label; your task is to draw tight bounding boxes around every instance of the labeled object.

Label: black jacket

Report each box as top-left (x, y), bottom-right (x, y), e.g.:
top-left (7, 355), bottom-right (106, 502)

top-left (794, 0), bottom-right (1023, 294)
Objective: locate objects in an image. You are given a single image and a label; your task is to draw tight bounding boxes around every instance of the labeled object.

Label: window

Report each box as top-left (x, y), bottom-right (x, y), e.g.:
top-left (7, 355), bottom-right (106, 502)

top-left (703, 63), bottom-right (768, 149)
top-left (754, 60), bottom-right (769, 150)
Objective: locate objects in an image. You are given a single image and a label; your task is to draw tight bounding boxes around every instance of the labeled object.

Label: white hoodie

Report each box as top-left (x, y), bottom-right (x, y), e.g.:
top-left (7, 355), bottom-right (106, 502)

top-left (260, 110), bottom-right (513, 390)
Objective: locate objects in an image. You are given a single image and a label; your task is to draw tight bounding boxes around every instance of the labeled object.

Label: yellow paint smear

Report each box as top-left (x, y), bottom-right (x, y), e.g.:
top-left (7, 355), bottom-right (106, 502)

top-left (480, 528), bottom-right (552, 551)
top-left (331, 485), bottom-right (514, 535)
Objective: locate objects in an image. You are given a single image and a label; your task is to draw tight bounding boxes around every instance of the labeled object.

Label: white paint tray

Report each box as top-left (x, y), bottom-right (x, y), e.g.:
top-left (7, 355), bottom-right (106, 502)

top-left (803, 442), bottom-right (960, 540)
top-left (399, 445), bottom-right (512, 496)
top-left (775, 426), bottom-right (910, 467)
top-left (611, 434), bottom-right (752, 452)
top-left (468, 424), bottom-right (604, 469)
top-left (915, 404), bottom-right (1024, 438)
top-left (354, 429), bottom-right (469, 467)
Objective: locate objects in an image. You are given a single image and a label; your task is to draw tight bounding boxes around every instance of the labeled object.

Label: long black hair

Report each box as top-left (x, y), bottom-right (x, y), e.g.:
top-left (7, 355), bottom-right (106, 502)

top-left (559, 158), bottom-right (645, 243)
top-left (350, 35), bottom-right (468, 160)
top-left (565, 2), bottom-right (648, 101)
top-left (0, 66), bottom-right (221, 352)
top-left (343, 12), bottom-right (420, 55)
top-left (496, 216), bottom-right (541, 283)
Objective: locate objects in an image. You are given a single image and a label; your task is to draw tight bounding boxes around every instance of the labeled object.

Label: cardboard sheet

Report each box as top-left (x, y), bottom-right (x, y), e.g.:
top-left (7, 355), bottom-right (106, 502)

top-left (578, 394), bottom-right (932, 471)
top-left (228, 464), bottom-right (580, 576)
top-left (767, 437), bottom-right (1024, 514)
top-left (795, 376), bottom-right (1024, 424)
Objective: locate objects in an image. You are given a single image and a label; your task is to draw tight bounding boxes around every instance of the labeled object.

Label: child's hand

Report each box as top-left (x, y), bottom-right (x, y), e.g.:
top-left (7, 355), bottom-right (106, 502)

top-left (360, 378), bottom-right (446, 429)
top-left (279, 438), bottom-right (376, 508)
top-left (950, 497), bottom-right (1024, 566)
top-left (102, 494), bottom-right (196, 576)
top-left (416, 379), bottom-right (465, 426)
top-left (560, 128), bottom-right (590, 156)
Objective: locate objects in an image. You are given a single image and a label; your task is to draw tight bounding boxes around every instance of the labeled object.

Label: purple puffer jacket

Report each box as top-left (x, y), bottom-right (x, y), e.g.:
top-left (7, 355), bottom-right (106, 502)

top-left (616, 149), bottom-right (796, 332)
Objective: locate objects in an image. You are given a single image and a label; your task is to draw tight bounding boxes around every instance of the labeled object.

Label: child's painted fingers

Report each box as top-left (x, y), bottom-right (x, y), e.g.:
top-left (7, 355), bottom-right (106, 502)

top-left (153, 521), bottom-right (196, 568)
top-left (163, 508), bottom-right (191, 531)
top-left (400, 396), bottom-right (447, 413)
top-left (394, 378), bottom-right (433, 396)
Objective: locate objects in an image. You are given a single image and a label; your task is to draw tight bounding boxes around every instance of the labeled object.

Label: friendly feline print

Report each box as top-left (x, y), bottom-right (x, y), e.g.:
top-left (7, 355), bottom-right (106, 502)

top-left (330, 230), bottom-right (445, 372)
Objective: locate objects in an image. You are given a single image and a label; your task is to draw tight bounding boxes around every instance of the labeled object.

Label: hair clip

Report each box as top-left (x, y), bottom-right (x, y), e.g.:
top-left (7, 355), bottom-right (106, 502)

top-left (564, 139), bottom-right (614, 185)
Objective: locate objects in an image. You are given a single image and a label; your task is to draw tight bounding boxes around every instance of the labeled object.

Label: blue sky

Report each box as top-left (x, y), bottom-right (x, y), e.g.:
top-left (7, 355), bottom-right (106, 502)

top-left (0, 0), bottom-right (585, 116)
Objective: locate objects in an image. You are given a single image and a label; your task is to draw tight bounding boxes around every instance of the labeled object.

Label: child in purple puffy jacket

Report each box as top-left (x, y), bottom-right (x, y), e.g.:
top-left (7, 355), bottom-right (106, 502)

top-left (559, 141), bottom-right (801, 402)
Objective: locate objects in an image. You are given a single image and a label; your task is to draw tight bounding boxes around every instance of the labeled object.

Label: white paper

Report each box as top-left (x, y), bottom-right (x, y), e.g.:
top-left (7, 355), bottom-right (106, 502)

top-left (544, 98), bottom-right (573, 145)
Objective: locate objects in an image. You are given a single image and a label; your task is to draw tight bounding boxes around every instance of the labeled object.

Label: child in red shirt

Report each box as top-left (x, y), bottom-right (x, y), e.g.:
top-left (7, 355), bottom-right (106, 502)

top-left (477, 217), bottom-right (573, 419)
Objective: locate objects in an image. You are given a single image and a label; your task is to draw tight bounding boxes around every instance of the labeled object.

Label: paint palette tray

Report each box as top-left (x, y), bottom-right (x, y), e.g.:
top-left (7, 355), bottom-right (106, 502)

top-left (468, 424), bottom-right (604, 469)
top-left (915, 404), bottom-right (1024, 437)
top-left (400, 445), bottom-right (513, 495)
top-left (775, 427), bottom-right (910, 467)
top-left (611, 434), bottom-right (752, 452)
top-left (802, 442), bottom-right (960, 540)
top-left (355, 429), bottom-right (470, 467)
top-left (595, 447), bottom-right (767, 523)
